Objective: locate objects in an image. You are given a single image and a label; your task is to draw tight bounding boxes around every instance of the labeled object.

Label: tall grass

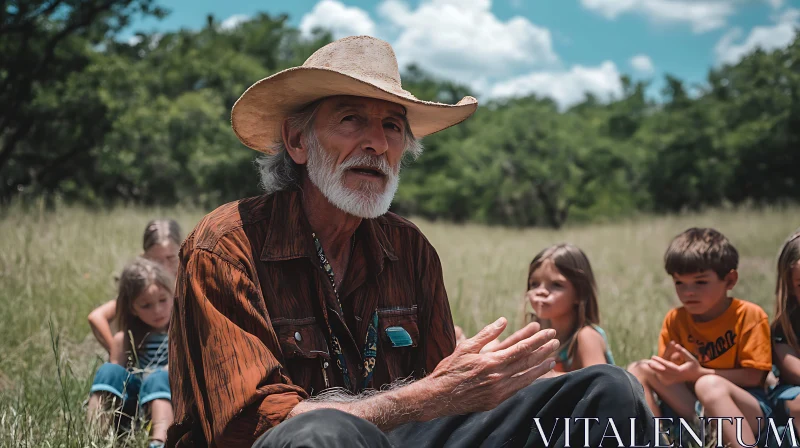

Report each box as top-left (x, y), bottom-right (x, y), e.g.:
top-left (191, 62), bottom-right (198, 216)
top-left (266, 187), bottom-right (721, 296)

top-left (0, 200), bottom-right (797, 446)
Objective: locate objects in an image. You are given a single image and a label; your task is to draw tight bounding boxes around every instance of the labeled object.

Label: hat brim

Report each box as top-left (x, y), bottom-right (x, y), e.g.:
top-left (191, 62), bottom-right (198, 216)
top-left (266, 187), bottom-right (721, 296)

top-left (231, 66), bottom-right (478, 153)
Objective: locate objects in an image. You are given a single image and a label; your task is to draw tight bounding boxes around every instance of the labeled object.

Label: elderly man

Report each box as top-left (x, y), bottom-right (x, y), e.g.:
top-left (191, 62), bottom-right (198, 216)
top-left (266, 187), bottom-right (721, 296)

top-left (167, 36), bottom-right (654, 448)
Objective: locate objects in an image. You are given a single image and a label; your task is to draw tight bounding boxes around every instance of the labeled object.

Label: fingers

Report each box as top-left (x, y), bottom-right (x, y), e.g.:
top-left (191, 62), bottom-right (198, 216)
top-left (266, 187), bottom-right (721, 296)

top-left (649, 356), bottom-right (679, 373)
top-left (479, 338), bottom-right (503, 354)
top-left (510, 358), bottom-right (557, 389)
top-left (506, 336), bottom-right (560, 374)
top-left (484, 322), bottom-right (541, 353)
top-left (460, 317), bottom-right (507, 354)
top-left (493, 327), bottom-right (556, 360)
top-left (674, 344), bottom-right (696, 360)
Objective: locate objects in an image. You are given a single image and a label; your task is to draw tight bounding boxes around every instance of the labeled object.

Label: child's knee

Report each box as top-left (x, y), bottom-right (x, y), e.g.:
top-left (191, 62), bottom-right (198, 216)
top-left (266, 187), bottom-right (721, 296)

top-left (786, 396), bottom-right (800, 416)
top-left (627, 360), bottom-right (653, 381)
top-left (140, 369), bottom-right (171, 407)
top-left (694, 375), bottom-right (727, 404)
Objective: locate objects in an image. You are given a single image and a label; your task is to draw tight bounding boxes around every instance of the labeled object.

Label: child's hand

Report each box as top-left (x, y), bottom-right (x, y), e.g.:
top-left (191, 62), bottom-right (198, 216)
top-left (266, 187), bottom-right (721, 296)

top-left (662, 340), bottom-right (686, 365)
top-left (649, 344), bottom-right (704, 383)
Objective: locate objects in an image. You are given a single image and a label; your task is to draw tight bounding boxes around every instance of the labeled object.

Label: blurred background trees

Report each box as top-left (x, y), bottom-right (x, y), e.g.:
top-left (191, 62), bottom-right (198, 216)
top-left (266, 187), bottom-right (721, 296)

top-left (2, 3), bottom-right (799, 228)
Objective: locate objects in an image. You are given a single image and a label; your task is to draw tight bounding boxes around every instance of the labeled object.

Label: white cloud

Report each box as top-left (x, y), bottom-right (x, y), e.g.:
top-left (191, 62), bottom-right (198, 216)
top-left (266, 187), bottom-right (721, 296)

top-left (220, 14), bottom-right (250, 30)
top-left (768, 0), bottom-right (784, 9)
top-left (299, 0), bottom-right (376, 39)
top-left (715, 8), bottom-right (799, 65)
top-left (581, 0), bottom-right (736, 33)
top-left (488, 61), bottom-right (624, 110)
top-left (377, 0), bottom-right (558, 89)
top-left (630, 54), bottom-right (655, 74)
top-left (127, 35), bottom-right (143, 46)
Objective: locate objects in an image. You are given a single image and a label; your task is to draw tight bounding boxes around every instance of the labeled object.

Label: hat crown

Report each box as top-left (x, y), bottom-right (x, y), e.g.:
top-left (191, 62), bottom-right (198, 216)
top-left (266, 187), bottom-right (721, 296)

top-left (303, 36), bottom-right (403, 93)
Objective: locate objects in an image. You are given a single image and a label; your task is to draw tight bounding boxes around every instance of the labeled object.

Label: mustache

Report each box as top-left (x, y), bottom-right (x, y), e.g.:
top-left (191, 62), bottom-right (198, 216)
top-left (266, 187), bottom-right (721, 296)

top-left (338, 154), bottom-right (394, 176)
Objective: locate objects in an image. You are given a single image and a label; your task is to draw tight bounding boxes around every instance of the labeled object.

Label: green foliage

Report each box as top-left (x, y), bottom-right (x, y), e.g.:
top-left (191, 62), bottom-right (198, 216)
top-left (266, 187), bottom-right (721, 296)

top-left (2, 7), bottom-right (799, 227)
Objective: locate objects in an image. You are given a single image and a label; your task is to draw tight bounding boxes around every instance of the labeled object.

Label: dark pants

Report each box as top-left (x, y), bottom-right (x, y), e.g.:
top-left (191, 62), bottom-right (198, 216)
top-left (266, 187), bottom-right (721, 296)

top-left (253, 364), bottom-right (656, 448)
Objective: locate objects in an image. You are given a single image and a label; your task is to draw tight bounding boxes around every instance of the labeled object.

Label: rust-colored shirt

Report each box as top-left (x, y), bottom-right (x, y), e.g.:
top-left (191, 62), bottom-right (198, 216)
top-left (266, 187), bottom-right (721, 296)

top-left (166, 190), bottom-right (457, 448)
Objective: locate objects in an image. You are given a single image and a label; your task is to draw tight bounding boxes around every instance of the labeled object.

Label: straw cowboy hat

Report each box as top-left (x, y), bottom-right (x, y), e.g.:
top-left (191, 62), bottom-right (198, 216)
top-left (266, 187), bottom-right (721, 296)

top-left (231, 35), bottom-right (478, 154)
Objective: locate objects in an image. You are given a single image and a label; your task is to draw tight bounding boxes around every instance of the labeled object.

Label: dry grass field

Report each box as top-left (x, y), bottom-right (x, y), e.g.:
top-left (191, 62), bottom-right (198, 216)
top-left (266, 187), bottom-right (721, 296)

top-left (1, 200), bottom-right (797, 447)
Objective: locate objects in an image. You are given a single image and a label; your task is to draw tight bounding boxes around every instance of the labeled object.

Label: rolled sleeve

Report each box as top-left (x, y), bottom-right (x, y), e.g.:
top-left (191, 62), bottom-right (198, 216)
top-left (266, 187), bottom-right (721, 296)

top-left (168, 248), bottom-right (307, 447)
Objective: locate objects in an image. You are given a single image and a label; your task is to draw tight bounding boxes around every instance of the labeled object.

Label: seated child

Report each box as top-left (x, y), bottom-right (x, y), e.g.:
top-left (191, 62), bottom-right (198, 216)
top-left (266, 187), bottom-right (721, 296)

top-left (87, 258), bottom-right (175, 448)
top-left (88, 219), bottom-right (181, 354)
top-left (628, 228), bottom-right (772, 448)
top-left (453, 244), bottom-right (614, 371)
top-left (525, 243), bottom-right (614, 374)
top-left (769, 229), bottom-right (800, 435)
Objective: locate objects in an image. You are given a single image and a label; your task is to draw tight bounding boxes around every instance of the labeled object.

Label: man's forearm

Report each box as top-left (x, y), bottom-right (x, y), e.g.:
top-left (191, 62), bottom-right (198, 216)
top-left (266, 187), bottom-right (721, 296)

top-left (286, 377), bottom-right (444, 432)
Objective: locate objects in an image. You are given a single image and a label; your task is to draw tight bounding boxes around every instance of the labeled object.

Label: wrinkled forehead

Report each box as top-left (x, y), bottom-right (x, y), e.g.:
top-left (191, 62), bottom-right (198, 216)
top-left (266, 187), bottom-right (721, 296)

top-left (318, 95), bottom-right (407, 119)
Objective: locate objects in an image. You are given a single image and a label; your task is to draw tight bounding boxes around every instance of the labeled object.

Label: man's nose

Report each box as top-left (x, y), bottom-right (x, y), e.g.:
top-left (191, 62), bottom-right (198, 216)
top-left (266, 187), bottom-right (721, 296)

top-left (362, 119), bottom-right (389, 156)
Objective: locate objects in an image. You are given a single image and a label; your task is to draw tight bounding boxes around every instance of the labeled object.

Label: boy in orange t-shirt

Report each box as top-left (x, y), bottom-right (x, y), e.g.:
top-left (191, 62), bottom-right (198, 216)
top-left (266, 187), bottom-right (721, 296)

top-left (628, 228), bottom-right (772, 448)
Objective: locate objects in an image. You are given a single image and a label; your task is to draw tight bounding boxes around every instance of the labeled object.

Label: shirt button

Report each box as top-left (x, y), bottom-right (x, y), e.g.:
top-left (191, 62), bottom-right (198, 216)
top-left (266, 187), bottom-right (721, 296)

top-left (294, 332), bottom-right (302, 342)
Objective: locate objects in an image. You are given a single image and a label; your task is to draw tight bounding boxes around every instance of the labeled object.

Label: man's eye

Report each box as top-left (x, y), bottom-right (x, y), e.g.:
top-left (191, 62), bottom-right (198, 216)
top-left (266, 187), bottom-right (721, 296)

top-left (384, 122), bottom-right (401, 132)
top-left (697, 281), bottom-right (707, 285)
top-left (675, 281), bottom-right (683, 285)
top-left (342, 115), bottom-right (357, 122)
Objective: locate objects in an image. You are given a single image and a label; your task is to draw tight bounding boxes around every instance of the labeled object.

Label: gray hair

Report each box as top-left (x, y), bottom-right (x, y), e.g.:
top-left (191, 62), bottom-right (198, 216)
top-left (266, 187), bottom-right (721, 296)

top-left (256, 100), bottom-right (424, 195)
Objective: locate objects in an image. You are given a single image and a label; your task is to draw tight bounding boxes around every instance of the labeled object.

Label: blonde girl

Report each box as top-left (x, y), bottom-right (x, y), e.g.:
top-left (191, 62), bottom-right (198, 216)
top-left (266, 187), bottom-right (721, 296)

top-left (87, 258), bottom-right (175, 448)
top-left (88, 219), bottom-right (181, 353)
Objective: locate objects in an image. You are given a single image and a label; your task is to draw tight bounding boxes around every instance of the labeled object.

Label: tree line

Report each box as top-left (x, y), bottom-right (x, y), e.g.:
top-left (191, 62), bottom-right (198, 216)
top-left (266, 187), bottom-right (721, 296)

top-left (2, 1), bottom-right (799, 228)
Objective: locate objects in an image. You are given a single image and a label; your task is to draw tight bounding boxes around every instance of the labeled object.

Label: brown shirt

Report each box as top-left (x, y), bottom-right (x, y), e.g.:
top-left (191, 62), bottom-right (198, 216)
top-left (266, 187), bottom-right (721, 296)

top-left (166, 190), bottom-right (457, 448)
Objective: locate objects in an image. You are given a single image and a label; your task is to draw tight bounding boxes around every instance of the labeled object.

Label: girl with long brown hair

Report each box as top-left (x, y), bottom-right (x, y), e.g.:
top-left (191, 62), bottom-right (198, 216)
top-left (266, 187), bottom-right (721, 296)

top-left (769, 229), bottom-right (800, 434)
top-left (524, 243), bottom-right (614, 374)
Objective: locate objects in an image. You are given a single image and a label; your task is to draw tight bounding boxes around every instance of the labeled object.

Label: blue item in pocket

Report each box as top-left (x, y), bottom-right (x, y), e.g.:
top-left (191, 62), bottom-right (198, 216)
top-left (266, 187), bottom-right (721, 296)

top-left (386, 326), bottom-right (413, 347)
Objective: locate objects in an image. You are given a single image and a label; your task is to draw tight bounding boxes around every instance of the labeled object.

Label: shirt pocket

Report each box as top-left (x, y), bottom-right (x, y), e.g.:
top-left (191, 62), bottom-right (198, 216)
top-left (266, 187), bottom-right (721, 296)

top-left (377, 306), bottom-right (420, 379)
top-left (272, 317), bottom-right (331, 391)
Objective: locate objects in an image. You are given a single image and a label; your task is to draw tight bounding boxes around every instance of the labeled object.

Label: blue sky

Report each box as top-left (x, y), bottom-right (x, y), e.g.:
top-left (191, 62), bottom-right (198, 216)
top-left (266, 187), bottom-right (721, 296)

top-left (128, 0), bottom-right (800, 108)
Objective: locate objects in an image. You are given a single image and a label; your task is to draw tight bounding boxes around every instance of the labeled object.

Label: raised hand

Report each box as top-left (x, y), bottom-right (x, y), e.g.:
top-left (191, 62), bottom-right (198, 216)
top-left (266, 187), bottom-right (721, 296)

top-left (649, 343), bottom-right (703, 384)
top-left (422, 317), bottom-right (559, 417)
top-left (662, 340), bottom-right (686, 364)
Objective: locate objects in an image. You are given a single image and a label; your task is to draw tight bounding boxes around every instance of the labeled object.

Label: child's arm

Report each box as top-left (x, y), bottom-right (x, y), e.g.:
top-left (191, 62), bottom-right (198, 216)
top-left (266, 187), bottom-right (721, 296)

top-left (109, 331), bottom-right (127, 366)
top-left (652, 344), bottom-right (767, 388)
top-left (573, 326), bottom-right (609, 369)
top-left (88, 299), bottom-right (117, 354)
top-left (774, 343), bottom-right (800, 385)
top-left (699, 367), bottom-right (767, 388)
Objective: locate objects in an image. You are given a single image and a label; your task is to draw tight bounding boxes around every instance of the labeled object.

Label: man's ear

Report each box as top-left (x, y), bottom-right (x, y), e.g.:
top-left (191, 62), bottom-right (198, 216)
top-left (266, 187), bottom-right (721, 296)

top-left (724, 269), bottom-right (739, 290)
top-left (282, 120), bottom-right (308, 165)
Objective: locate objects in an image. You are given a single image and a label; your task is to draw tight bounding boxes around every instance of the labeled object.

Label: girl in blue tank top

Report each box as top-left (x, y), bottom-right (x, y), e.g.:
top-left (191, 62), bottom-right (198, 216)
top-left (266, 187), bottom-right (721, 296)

top-left (524, 244), bottom-right (615, 374)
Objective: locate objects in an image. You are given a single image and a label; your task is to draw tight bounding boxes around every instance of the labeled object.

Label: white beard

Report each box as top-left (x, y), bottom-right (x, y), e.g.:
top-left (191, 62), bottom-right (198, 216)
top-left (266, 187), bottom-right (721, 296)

top-left (305, 133), bottom-right (400, 219)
